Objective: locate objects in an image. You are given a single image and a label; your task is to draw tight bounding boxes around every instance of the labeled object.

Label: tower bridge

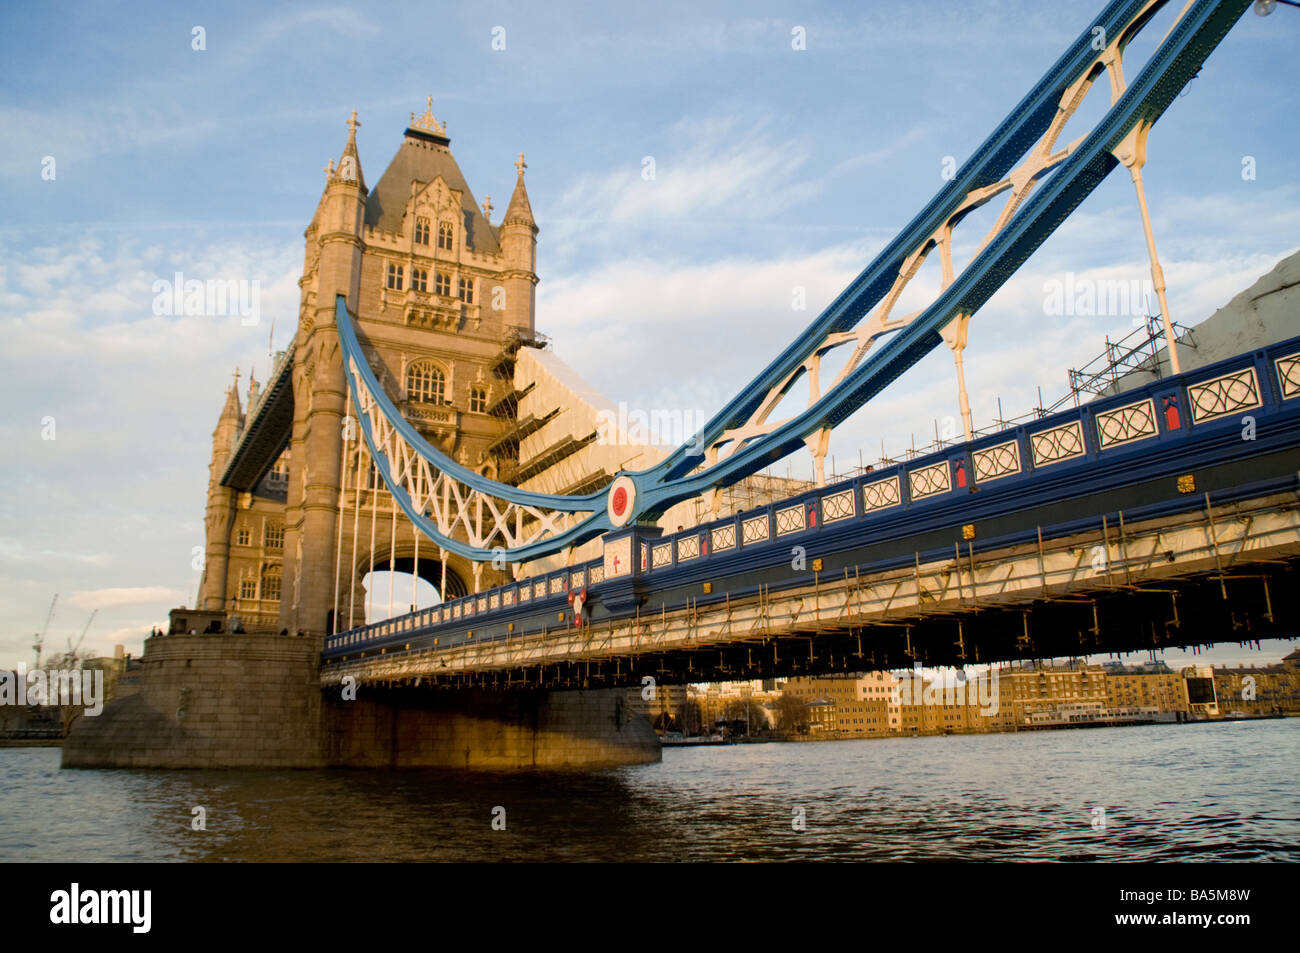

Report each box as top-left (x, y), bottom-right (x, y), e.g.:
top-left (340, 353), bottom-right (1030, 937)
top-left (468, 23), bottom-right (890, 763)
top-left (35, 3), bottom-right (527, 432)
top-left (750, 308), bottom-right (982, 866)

top-left (65, 0), bottom-right (1300, 771)
top-left (322, 332), bottom-right (1300, 690)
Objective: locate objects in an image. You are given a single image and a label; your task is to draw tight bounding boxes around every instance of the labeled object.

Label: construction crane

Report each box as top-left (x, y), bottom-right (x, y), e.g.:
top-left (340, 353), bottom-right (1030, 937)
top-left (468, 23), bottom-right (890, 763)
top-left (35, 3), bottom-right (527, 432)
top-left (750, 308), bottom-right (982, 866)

top-left (32, 593), bottom-right (57, 669)
top-left (65, 610), bottom-right (96, 669)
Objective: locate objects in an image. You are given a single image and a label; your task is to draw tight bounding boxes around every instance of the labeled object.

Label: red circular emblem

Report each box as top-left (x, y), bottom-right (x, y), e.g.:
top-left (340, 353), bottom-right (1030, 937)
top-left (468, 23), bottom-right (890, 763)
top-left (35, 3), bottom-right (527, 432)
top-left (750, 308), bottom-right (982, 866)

top-left (612, 486), bottom-right (628, 516)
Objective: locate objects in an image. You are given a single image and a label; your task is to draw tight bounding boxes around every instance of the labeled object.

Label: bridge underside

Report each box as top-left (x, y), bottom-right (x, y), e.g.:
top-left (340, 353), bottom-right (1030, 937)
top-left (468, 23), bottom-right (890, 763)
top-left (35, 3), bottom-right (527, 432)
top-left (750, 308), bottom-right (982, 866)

top-left (324, 489), bottom-right (1300, 691)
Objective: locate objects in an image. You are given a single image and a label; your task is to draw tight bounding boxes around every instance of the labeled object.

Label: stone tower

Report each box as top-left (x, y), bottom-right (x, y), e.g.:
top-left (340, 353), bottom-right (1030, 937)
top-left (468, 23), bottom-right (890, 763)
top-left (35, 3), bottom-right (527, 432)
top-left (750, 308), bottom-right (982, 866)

top-left (499, 154), bottom-right (539, 336)
top-left (267, 100), bottom-right (540, 638)
top-left (196, 376), bottom-right (243, 612)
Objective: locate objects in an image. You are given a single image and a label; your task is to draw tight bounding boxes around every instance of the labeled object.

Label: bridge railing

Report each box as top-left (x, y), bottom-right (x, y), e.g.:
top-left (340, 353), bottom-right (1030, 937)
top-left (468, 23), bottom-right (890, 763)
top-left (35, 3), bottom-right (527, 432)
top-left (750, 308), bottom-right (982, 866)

top-left (324, 334), bottom-right (1300, 660)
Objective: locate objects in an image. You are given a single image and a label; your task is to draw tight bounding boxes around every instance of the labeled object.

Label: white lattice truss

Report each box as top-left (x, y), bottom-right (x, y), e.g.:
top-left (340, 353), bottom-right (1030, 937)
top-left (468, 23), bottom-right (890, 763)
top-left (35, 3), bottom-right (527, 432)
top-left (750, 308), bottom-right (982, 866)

top-left (350, 356), bottom-right (593, 552)
top-left (699, 1), bottom-right (1179, 485)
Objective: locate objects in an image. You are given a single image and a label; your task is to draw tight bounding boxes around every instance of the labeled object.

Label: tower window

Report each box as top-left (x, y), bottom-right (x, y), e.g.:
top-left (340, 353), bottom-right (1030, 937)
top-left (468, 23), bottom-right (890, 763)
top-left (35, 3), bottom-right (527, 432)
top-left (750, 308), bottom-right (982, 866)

top-left (264, 523), bottom-right (284, 550)
top-left (386, 263), bottom-right (404, 290)
top-left (469, 385), bottom-right (487, 413)
top-left (437, 222), bottom-right (453, 251)
top-left (261, 568), bottom-right (282, 602)
top-left (458, 277), bottom-right (474, 304)
top-left (406, 361), bottom-right (446, 404)
top-left (235, 526), bottom-right (251, 546)
top-left (411, 267), bottom-right (428, 292)
top-left (414, 217), bottom-right (430, 245)
top-left (434, 272), bottom-right (451, 296)
top-left (239, 577), bottom-right (257, 600)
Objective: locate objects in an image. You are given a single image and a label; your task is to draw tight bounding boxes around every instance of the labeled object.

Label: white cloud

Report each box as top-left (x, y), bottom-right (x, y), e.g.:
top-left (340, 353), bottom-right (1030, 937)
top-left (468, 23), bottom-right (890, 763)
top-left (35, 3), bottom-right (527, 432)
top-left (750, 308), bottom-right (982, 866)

top-left (0, 232), bottom-right (299, 666)
top-left (553, 116), bottom-right (819, 232)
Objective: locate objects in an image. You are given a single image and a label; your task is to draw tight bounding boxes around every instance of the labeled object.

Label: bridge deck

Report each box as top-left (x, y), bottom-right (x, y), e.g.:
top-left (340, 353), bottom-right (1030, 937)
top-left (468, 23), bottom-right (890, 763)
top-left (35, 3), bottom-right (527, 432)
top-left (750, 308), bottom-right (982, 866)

top-left (320, 488), bottom-right (1300, 688)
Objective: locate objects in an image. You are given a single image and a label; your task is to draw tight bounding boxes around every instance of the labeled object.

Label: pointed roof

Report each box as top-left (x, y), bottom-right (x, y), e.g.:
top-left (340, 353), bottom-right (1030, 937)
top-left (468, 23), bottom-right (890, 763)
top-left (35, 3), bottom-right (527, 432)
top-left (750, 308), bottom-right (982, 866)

top-left (216, 370), bottom-right (244, 432)
top-left (502, 153), bottom-right (535, 229)
top-left (363, 98), bottom-right (500, 254)
top-left (337, 109), bottom-right (367, 193)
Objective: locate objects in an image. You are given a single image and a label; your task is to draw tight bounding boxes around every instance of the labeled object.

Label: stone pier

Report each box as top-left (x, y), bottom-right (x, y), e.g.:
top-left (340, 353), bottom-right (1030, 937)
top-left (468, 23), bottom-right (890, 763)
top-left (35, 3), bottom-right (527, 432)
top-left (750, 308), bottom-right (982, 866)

top-left (61, 633), bottom-right (660, 770)
top-left (324, 687), bottom-right (661, 770)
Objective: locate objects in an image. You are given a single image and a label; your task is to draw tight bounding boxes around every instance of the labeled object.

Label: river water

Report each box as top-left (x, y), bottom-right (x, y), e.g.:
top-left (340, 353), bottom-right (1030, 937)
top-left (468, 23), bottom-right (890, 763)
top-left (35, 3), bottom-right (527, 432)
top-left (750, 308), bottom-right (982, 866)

top-left (1, 720), bottom-right (1295, 862)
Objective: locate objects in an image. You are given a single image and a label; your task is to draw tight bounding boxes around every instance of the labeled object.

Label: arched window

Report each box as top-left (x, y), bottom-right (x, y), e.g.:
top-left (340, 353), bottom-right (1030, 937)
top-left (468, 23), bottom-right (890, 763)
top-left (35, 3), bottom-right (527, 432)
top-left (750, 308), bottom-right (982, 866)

top-left (263, 523), bottom-right (284, 550)
top-left (437, 222), bottom-right (453, 251)
top-left (411, 267), bottom-right (428, 292)
top-left (261, 567), bottom-right (282, 602)
top-left (434, 272), bottom-right (451, 296)
top-left (469, 385), bottom-right (487, 413)
top-left (406, 361), bottom-right (446, 404)
top-left (414, 217), bottom-right (430, 245)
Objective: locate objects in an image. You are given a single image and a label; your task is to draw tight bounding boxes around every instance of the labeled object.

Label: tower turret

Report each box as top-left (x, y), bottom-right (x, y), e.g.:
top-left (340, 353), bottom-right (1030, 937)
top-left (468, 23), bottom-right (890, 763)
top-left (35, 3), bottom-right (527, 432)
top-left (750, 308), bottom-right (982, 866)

top-left (499, 153), bottom-right (539, 335)
top-left (197, 372), bottom-right (244, 611)
top-left (279, 112), bottom-right (366, 636)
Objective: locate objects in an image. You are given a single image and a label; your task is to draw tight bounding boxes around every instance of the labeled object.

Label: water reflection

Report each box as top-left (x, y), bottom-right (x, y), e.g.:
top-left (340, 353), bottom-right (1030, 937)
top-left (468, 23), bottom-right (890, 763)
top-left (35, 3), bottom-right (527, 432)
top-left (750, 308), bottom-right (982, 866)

top-left (1, 720), bottom-right (1295, 861)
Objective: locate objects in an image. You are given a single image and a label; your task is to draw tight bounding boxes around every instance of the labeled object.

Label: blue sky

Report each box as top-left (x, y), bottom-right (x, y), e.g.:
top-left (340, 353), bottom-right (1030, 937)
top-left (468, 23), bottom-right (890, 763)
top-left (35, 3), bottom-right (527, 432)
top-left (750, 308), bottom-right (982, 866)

top-left (1, 0), bottom-right (1298, 669)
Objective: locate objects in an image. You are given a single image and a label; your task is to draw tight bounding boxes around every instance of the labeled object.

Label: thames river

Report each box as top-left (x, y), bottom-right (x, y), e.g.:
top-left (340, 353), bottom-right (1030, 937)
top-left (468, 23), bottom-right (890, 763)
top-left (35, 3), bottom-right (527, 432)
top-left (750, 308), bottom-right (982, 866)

top-left (2, 720), bottom-right (1296, 862)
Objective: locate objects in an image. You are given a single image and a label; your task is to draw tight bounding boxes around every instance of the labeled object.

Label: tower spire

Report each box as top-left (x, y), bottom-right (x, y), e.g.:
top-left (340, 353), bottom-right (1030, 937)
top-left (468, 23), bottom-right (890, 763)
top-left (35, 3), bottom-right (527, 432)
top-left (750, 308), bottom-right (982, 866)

top-left (335, 109), bottom-right (367, 192)
top-left (503, 153), bottom-right (534, 227)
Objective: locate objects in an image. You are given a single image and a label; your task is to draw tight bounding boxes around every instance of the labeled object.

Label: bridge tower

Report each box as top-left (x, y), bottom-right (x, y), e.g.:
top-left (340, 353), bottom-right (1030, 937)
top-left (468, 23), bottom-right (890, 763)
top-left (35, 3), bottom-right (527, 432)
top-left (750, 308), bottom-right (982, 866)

top-left (278, 112), bottom-right (365, 638)
top-left (196, 375), bottom-right (243, 612)
top-left (272, 101), bottom-right (541, 638)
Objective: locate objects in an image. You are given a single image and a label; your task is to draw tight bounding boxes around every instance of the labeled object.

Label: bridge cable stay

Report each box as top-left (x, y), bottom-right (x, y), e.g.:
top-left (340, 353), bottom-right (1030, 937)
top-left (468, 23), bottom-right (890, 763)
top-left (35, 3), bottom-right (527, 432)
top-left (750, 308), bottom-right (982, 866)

top-left (336, 0), bottom-right (1253, 567)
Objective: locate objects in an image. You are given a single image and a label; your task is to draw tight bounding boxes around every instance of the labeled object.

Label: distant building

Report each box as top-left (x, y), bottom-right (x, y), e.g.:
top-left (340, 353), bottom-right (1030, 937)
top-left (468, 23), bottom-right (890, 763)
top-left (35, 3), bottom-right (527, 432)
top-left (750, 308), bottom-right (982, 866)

top-left (784, 673), bottom-right (898, 736)
top-left (1212, 652), bottom-right (1300, 715)
top-left (1104, 668), bottom-right (1188, 714)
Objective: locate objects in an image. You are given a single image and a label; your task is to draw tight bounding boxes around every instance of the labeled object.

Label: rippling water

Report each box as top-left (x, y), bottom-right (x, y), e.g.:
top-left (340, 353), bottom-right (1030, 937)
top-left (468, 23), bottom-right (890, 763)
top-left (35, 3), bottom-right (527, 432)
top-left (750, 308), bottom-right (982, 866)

top-left (2, 720), bottom-right (1296, 861)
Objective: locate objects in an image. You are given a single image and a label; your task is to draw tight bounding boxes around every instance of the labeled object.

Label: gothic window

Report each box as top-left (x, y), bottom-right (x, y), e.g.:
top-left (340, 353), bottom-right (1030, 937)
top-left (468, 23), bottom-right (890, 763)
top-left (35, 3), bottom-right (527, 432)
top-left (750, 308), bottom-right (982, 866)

top-left (411, 267), bottom-right (428, 292)
top-left (239, 577), bottom-right (257, 600)
top-left (414, 217), bottom-right (430, 245)
top-left (235, 526), bottom-right (251, 546)
top-left (434, 272), bottom-right (451, 296)
top-left (437, 222), bottom-right (453, 251)
top-left (386, 263), bottom-right (404, 290)
top-left (469, 385), bottom-right (487, 413)
top-left (261, 568), bottom-right (282, 602)
top-left (458, 277), bottom-right (474, 304)
top-left (263, 523), bottom-right (284, 550)
top-left (406, 361), bottom-right (446, 404)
